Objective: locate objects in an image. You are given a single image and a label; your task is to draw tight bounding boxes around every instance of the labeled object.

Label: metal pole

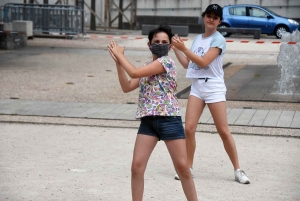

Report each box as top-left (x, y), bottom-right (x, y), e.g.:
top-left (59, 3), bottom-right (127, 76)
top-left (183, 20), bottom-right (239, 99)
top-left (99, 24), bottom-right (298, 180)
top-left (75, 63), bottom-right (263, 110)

top-left (99, 0), bottom-right (103, 26)
top-left (104, 0), bottom-right (108, 31)
top-left (76, 0), bottom-right (85, 34)
top-left (90, 0), bottom-right (96, 30)
top-left (104, 0), bottom-right (111, 31)
top-left (43, 0), bottom-right (49, 34)
top-left (23, 2), bottom-right (27, 20)
top-left (133, 0), bottom-right (137, 30)
top-left (130, 0), bottom-right (133, 29)
top-left (118, 0), bottom-right (123, 29)
top-left (108, 0), bottom-right (111, 30)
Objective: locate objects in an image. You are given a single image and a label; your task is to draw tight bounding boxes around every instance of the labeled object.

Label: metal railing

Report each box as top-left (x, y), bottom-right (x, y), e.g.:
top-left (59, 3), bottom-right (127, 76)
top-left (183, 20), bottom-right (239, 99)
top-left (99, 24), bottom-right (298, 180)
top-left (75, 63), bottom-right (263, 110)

top-left (2, 3), bottom-right (84, 35)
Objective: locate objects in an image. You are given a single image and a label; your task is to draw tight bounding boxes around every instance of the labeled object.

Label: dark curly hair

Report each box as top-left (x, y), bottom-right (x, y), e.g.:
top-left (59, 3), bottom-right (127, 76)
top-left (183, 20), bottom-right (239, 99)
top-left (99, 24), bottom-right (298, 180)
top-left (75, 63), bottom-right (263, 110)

top-left (148, 24), bottom-right (174, 43)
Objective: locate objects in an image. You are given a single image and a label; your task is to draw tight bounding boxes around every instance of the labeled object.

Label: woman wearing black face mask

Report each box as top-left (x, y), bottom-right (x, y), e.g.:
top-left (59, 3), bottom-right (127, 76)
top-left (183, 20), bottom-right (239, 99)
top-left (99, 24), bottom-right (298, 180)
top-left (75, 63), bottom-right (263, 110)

top-left (107, 25), bottom-right (198, 201)
top-left (149, 43), bottom-right (171, 58)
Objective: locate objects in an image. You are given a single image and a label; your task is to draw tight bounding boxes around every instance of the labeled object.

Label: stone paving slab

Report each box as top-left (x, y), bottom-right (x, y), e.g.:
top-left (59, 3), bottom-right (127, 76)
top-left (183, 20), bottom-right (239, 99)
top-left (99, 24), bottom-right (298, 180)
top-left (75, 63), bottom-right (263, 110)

top-left (291, 121), bottom-right (300, 128)
top-left (199, 108), bottom-right (212, 123)
top-left (177, 65), bottom-right (300, 103)
top-left (262, 110), bottom-right (282, 127)
top-left (0, 99), bottom-right (299, 129)
top-left (248, 110), bottom-right (269, 126)
top-left (226, 65), bottom-right (300, 102)
top-left (227, 108), bottom-right (244, 124)
top-left (277, 111), bottom-right (296, 128)
top-left (234, 109), bottom-right (256, 126)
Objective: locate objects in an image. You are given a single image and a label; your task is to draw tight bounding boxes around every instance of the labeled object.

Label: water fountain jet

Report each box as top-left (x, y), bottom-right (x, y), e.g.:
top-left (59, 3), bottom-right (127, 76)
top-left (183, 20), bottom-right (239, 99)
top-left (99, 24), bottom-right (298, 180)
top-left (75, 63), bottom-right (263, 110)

top-left (276, 30), bottom-right (300, 95)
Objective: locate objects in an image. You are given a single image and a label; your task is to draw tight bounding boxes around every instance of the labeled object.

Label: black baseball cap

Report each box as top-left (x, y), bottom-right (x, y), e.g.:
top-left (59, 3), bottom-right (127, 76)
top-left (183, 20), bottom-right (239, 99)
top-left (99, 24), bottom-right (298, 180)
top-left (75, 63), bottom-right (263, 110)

top-left (204, 4), bottom-right (223, 19)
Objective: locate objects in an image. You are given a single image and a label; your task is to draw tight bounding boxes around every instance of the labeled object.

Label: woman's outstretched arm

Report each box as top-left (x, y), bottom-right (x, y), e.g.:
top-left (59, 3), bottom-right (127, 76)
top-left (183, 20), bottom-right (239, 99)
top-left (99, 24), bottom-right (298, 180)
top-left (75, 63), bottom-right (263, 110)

top-left (108, 40), bottom-right (166, 78)
top-left (107, 45), bottom-right (139, 93)
top-left (173, 47), bottom-right (190, 69)
top-left (172, 36), bottom-right (221, 68)
top-left (172, 36), bottom-right (190, 69)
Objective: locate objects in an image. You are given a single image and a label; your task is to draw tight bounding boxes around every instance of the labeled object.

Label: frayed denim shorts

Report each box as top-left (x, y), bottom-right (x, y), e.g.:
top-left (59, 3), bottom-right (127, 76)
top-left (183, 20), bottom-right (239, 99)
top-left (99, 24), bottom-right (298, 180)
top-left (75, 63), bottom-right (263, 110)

top-left (137, 116), bottom-right (185, 141)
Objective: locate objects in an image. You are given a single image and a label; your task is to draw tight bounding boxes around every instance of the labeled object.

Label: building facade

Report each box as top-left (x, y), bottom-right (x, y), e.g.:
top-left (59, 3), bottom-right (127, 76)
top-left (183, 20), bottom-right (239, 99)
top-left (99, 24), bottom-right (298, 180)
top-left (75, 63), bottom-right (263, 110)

top-left (1, 0), bottom-right (299, 27)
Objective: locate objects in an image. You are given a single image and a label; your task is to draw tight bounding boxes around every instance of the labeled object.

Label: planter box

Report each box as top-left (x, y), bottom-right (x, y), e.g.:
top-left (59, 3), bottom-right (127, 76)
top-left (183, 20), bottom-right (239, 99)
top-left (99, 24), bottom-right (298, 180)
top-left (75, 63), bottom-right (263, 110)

top-left (12, 20), bottom-right (33, 38)
top-left (0, 31), bottom-right (27, 50)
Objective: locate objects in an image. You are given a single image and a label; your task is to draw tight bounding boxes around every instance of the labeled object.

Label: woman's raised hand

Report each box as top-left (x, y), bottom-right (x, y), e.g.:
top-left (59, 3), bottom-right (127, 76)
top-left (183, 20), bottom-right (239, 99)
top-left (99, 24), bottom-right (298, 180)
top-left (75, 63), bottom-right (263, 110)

top-left (107, 40), bottom-right (125, 64)
top-left (108, 40), bottom-right (125, 56)
top-left (172, 36), bottom-right (186, 51)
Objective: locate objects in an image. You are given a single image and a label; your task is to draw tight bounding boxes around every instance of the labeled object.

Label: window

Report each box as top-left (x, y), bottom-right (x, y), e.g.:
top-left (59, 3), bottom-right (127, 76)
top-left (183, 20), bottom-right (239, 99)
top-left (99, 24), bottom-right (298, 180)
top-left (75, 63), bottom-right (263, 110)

top-left (229, 7), bottom-right (246, 16)
top-left (249, 7), bottom-right (268, 18)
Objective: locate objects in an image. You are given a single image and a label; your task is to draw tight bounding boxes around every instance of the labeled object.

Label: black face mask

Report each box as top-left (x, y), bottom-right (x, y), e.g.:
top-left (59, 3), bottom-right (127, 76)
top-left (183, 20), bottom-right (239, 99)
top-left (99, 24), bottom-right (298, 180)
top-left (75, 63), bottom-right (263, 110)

top-left (149, 43), bottom-right (170, 58)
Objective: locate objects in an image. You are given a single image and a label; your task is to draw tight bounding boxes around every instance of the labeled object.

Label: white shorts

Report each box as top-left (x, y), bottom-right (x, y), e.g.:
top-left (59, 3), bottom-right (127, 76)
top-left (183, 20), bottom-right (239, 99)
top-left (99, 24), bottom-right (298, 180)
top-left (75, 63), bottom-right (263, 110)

top-left (189, 78), bottom-right (227, 103)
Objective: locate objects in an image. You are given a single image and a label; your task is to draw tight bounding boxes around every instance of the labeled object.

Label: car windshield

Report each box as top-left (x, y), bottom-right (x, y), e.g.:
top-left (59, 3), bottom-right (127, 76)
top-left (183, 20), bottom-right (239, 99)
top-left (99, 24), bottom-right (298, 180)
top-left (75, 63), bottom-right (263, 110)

top-left (261, 7), bottom-right (281, 17)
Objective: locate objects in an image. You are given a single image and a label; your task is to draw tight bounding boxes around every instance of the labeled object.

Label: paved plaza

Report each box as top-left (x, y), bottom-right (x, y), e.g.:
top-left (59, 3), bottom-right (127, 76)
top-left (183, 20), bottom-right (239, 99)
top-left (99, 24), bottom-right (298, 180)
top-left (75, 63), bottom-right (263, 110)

top-left (0, 30), bottom-right (299, 200)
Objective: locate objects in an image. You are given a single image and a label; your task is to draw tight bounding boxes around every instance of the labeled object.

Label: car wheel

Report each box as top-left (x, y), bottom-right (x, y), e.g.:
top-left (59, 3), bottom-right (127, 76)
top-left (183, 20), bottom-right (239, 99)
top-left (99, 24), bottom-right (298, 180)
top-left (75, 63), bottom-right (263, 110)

top-left (218, 24), bottom-right (231, 37)
top-left (275, 26), bottom-right (289, 39)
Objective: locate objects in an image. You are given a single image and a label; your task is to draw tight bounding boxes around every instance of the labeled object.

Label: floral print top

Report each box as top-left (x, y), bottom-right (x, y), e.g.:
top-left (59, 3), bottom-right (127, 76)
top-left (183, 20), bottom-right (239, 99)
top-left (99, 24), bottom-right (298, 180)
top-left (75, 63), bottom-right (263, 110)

top-left (136, 56), bottom-right (181, 118)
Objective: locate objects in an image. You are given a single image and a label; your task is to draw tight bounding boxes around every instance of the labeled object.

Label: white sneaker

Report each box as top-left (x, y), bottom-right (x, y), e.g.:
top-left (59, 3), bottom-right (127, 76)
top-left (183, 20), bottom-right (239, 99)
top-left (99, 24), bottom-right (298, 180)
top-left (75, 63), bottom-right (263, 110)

top-left (235, 169), bottom-right (250, 184)
top-left (174, 168), bottom-right (194, 180)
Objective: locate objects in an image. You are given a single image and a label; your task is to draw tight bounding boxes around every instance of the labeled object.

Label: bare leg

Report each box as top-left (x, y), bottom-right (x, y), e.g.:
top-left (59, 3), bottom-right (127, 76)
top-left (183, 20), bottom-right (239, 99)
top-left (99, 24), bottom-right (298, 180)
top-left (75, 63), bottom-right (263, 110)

top-left (131, 134), bottom-right (158, 201)
top-left (208, 101), bottom-right (240, 169)
top-left (165, 139), bottom-right (198, 201)
top-left (185, 95), bottom-right (206, 168)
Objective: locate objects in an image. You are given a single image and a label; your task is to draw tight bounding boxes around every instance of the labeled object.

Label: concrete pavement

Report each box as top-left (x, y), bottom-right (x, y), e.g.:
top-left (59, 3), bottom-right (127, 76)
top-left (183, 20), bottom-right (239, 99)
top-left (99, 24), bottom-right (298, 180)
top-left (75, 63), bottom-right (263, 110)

top-left (0, 99), bottom-right (300, 130)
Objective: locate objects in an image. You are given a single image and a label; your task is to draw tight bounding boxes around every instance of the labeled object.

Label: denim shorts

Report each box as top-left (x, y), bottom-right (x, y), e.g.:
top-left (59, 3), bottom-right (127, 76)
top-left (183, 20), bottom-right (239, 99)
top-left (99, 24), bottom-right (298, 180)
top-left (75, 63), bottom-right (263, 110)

top-left (137, 116), bottom-right (185, 141)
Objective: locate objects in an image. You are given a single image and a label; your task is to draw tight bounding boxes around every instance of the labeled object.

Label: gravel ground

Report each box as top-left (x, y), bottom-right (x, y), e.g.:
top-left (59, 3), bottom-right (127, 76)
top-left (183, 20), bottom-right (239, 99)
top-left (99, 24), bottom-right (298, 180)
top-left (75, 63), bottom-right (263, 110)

top-left (1, 122), bottom-right (299, 201)
top-left (0, 37), bottom-right (299, 111)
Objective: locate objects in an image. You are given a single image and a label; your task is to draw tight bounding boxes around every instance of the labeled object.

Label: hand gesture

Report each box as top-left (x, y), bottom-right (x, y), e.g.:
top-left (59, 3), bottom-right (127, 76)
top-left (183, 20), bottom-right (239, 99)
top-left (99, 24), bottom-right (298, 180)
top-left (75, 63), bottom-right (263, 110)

top-left (172, 36), bottom-right (186, 51)
top-left (107, 40), bottom-right (124, 57)
top-left (108, 49), bottom-right (118, 64)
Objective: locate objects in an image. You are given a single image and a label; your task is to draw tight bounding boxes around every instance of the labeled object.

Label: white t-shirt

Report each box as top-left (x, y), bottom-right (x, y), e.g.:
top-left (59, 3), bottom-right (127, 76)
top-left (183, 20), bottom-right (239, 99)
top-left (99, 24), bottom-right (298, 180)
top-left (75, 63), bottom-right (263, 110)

top-left (186, 31), bottom-right (226, 81)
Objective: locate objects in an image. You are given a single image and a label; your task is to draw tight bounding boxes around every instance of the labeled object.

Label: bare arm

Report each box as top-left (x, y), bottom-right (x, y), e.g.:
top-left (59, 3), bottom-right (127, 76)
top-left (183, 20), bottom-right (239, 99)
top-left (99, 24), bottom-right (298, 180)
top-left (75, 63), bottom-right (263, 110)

top-left (172, 47), bottom-right (190, 69)
top-left (172, 36), bottom-right (190, 69)
top-left (115, 63), bottom-right (139, 93)
top-left (107, 46), bottom-right (139, 93)
top-left (108, 40), bottom-right (166, 78)
top-left (182, 47), bottom-right (221, 68)
top-left (172, 36), bottom-right (221, 68)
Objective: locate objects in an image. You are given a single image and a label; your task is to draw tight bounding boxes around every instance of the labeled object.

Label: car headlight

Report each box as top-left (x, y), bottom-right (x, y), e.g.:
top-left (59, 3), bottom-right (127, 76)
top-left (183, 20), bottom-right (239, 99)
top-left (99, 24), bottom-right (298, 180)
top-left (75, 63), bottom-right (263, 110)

top-left (288, 19), bottom-right (299, 25)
